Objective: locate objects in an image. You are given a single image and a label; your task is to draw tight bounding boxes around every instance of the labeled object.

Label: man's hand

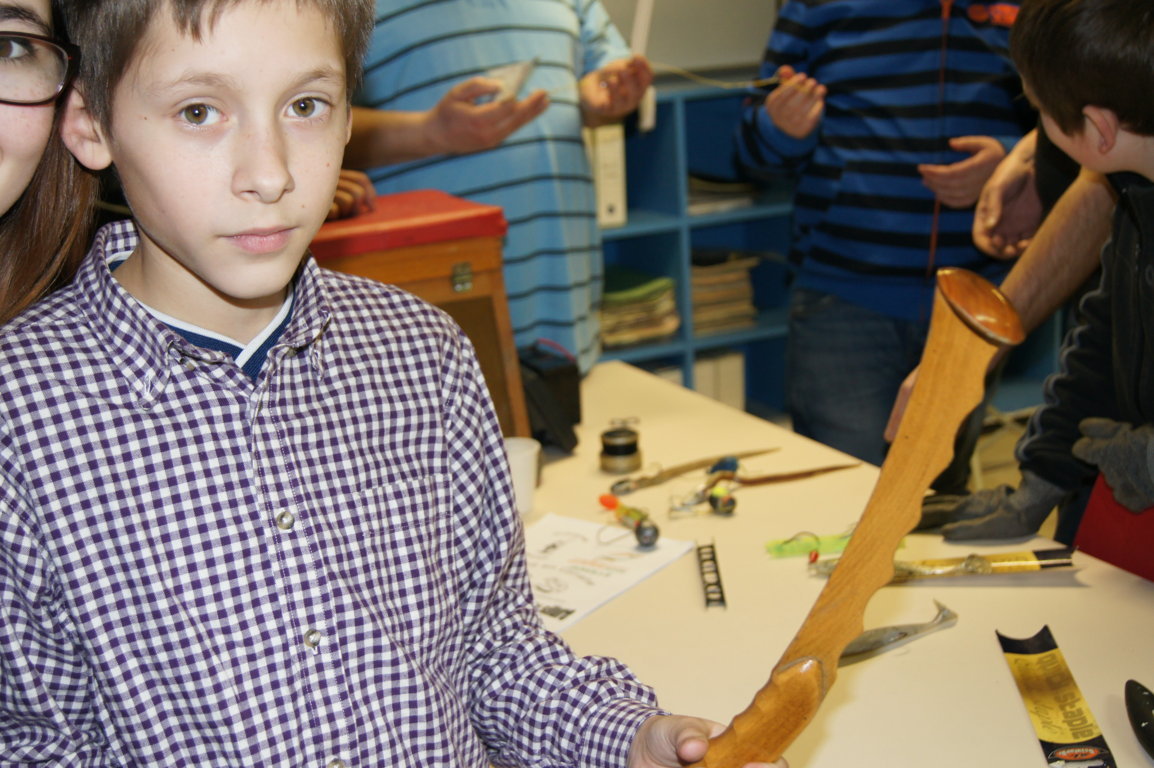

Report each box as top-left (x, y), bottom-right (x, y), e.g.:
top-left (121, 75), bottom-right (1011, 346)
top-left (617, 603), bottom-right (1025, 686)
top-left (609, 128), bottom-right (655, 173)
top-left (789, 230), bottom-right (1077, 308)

top-left (883, 367), bottom-right (918, 443)
top-left (425, 76), bottom-right (549, 155)
top-left (972, 129), bottom-right (1042, 258)
top-left (916, 470), bottom-right (1066, 540)
top-left (327, 169), bottom-right (376, 221)
top-left (918, 136), bottom-right (1008, 209)
top-left (1072, 418), bottom-right (1154, 512)
top-left (579, 54), bottom-right (654, 126)
top-left (628, 715), bottom-right (787, 768)
top-left (763, 65), bottom-right (826, 140)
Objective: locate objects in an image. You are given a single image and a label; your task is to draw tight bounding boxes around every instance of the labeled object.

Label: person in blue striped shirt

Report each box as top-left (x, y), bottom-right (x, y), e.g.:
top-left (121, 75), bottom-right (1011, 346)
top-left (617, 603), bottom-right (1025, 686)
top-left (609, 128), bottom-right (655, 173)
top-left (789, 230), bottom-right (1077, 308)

top-left (738, 1), bottom-right (1033, 484)
top-left (347, 0), bottom-right (653, 373)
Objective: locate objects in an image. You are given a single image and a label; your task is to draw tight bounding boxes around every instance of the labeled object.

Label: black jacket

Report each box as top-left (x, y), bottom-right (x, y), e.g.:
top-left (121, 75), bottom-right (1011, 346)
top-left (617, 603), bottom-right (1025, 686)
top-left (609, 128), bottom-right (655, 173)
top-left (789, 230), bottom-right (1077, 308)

top-left (1019, 173), bottom-right (1154, 490)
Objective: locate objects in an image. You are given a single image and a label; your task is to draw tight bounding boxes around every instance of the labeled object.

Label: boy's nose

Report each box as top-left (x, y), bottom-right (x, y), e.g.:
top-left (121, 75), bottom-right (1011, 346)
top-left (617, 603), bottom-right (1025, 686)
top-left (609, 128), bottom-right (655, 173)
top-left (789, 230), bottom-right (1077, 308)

top-left (233, 127), bottom-right (294, 202)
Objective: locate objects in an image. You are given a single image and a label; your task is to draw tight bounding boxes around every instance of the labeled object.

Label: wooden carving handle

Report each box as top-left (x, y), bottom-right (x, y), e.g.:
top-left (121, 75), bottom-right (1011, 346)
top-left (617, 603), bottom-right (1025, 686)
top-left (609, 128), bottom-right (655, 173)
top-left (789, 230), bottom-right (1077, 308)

top-left (690, 268), bottom-right (1023, 767)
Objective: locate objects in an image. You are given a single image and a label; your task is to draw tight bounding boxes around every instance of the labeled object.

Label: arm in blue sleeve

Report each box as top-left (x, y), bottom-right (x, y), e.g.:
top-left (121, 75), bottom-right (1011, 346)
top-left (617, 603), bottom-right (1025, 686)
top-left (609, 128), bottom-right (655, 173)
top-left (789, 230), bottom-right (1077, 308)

top-left (735, 0), bottom-right (820, 175)
top-left (577, 0), bottom-right (632, 75)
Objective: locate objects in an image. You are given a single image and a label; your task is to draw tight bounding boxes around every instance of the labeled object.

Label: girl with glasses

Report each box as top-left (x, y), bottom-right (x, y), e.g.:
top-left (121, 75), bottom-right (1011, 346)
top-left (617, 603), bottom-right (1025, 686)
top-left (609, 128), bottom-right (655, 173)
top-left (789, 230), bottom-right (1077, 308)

top-left (0, 0), bottom-right (94, 324)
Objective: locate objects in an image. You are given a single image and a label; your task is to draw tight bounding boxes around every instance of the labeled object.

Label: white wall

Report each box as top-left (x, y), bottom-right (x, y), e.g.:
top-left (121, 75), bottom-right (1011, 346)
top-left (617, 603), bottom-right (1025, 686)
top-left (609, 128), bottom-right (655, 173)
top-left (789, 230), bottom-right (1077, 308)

top-left (600, 0), bottom-right (778, 73)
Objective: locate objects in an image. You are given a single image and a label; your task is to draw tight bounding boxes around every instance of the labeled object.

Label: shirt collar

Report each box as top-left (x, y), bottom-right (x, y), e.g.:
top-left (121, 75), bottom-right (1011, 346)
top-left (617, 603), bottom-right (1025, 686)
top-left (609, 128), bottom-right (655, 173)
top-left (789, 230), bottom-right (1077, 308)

top-left (72, 220), bottom-right (334, 403)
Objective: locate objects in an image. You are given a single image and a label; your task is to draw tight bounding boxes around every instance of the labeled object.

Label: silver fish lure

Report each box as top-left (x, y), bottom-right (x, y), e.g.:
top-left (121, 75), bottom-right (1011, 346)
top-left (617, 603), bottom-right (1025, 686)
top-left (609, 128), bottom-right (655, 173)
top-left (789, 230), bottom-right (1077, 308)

top-left (839, 600), bottom-right (957, 666)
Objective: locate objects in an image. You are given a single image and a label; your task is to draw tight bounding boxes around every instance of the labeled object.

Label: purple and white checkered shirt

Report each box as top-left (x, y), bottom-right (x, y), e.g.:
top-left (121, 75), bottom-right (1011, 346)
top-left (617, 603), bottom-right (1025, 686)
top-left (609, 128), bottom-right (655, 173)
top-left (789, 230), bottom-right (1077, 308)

top-left (0, 221), bottom-right (659, 767)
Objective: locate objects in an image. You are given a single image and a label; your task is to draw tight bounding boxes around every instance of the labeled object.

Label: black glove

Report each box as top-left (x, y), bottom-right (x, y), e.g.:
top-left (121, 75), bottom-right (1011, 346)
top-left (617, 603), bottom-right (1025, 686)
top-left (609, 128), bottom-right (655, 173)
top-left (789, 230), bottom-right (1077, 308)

top-left (916, 470), bottom-right (1066, 540)
top-left (1072, 417), bottom-right (1154, 512)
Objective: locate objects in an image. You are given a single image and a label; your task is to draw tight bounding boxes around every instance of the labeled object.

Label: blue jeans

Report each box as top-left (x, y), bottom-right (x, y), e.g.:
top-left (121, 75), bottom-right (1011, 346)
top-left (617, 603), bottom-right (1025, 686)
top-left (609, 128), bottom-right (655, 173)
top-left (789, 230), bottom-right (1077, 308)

top-left (786, 288), bottom-right (988, 493)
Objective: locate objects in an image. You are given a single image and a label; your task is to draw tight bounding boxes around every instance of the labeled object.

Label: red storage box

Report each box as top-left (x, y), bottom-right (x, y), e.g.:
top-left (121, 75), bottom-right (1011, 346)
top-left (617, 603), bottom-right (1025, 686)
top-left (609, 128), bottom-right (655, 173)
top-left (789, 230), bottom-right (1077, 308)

top-left (311, 189), bottom-right (506, 260)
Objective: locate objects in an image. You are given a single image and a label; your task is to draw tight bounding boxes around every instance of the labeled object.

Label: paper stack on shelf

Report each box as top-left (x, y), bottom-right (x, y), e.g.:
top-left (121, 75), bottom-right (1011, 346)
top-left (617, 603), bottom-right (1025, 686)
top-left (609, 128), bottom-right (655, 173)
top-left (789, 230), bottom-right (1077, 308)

top-left (690, 251), bottom-right (760, 336)
top-left (686, 175), bottom-right (758, 216)
top-left (600, 265), bottom-right (681, 348)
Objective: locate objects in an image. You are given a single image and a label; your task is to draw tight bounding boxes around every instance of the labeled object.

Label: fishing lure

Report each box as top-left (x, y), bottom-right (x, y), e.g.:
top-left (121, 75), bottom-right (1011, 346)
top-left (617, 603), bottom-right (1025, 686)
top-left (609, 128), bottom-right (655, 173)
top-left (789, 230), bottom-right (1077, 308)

top-left (812, 548), bottom-right (1074, 583)
top-left (839, 600), bottom-right (957, 666)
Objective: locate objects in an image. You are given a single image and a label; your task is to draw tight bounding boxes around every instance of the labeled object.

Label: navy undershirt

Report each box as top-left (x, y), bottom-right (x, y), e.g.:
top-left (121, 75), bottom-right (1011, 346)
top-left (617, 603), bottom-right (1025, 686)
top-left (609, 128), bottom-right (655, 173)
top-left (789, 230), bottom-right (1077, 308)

top-left (109, 256), bottom-right (293, 381)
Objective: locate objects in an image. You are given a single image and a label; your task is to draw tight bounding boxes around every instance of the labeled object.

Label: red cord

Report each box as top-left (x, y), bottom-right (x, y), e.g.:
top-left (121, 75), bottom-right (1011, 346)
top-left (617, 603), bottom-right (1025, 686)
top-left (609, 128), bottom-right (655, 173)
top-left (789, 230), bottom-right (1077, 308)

top-left (533, 337), bottom-right (577, 361)
top-left (927, 0), bottom-right (955, 281)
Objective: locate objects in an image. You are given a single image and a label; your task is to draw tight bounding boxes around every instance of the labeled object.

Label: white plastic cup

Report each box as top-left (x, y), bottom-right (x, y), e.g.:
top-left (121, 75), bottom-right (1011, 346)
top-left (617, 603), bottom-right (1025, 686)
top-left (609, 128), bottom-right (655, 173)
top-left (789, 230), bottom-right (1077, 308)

top-left (504, 437), bottom-right (541, 516)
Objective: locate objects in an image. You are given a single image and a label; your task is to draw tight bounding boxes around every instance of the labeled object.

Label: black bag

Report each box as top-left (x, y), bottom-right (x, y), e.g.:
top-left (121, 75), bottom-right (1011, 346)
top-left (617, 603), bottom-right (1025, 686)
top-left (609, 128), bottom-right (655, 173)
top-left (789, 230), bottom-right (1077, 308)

top-left (519, 341), bottom-right (581, 452)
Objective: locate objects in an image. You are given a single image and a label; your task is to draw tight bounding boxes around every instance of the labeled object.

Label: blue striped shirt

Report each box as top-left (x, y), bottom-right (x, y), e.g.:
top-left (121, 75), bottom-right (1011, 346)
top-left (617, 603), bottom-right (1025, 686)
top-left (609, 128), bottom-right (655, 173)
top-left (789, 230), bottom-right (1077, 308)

top-left (359, 0), bottom-right (632, 371)
top-left (738, 1), bottom-right (1032, 321)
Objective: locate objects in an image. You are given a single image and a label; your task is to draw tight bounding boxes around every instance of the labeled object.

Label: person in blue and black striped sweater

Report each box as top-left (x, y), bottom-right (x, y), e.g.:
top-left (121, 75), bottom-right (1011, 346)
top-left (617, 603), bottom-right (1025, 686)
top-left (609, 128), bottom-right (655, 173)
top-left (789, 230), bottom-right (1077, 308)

top-left (738, 1), bottom-right (1034, 488)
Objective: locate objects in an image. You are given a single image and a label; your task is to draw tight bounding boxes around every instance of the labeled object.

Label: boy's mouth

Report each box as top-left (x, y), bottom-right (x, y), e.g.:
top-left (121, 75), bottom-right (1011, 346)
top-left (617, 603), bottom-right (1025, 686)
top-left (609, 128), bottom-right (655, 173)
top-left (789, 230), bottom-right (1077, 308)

top-left (226, 227), bottom-right (296, 255)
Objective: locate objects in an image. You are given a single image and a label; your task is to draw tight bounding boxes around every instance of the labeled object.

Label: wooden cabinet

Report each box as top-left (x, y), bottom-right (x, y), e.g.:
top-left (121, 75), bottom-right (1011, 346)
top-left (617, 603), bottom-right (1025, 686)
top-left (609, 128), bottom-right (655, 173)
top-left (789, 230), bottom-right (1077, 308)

top-left (311, 190), bottom-right (530, 437)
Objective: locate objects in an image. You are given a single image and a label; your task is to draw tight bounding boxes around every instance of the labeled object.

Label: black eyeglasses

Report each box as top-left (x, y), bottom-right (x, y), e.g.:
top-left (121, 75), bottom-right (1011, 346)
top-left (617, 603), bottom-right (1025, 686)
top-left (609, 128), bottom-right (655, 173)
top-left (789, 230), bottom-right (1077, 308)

top-left (0, 31), bottom-right (79, 106)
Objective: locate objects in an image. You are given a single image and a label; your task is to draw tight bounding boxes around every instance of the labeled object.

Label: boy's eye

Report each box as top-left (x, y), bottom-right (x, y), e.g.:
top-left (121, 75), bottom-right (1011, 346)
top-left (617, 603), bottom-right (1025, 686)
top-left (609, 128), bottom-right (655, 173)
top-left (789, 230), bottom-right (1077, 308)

top-left (290, 97), bottom-right (324, 118)
top-left (180, 103), bottom-right (218, 126)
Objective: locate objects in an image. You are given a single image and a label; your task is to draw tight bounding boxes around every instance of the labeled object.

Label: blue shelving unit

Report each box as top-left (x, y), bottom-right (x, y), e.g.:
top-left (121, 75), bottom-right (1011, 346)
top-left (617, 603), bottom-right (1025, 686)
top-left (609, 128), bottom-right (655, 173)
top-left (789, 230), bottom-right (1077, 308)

top-left (598, 73), bottom-right (797, 415)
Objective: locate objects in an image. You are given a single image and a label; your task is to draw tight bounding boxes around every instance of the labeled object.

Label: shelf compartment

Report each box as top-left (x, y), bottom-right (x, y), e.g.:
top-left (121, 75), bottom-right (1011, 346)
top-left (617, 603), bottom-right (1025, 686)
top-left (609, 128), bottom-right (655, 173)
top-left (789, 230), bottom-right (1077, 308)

top-left (600, 208), bottom-right (681, 240)
top-left (684, 93), bottom-right (747, 181)
top-left (621, 101), bottom-right (684, 218)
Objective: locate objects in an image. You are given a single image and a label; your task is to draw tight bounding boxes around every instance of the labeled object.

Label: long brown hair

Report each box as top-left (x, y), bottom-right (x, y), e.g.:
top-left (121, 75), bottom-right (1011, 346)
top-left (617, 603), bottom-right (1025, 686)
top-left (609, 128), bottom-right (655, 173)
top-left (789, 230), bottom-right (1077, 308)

top-left (0, 120), bottom-right (97, 325)
top-left (0, 3), bottom-right (97, 325)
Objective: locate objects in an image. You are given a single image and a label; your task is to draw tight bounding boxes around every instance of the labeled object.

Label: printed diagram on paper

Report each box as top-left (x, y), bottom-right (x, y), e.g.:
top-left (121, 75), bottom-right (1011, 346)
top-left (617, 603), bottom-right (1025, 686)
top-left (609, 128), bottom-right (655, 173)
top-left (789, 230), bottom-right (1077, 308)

top-left (524, 514), bottom-right (693, 632)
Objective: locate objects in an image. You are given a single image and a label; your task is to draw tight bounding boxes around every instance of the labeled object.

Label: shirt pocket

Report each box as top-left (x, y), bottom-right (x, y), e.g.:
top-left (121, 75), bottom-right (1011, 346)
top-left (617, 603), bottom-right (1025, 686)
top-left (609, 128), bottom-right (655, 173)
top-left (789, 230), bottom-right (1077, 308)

top-left (343, 474), bottom-right (460, 651)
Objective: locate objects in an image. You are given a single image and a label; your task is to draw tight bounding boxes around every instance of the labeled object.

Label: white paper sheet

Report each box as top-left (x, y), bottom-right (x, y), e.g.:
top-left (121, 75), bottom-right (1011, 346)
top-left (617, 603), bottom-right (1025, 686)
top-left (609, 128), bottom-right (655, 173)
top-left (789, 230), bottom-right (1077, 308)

top-left (524, 513), bottom-right (693, 632)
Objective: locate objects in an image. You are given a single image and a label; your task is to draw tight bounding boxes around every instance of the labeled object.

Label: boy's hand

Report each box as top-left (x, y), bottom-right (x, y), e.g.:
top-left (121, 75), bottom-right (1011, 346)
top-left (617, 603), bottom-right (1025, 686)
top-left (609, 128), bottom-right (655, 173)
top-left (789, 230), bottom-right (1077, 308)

top-left (918, 135), bottom-right (1007, 209)
top-left (327, 170), bottom-right (376, 221)
top-left (628, 715), bottom-right (787, 768)
top-left (426, 77), bottom-right (549, 155)
top-left (1073, 418), bottom-right (1154, 512)
top-left (764, 65), bottom-right (826, 140)
top-left (579, 54), bottom-right (654, 126)
top-left (883, 367), bottom-right (918, 443)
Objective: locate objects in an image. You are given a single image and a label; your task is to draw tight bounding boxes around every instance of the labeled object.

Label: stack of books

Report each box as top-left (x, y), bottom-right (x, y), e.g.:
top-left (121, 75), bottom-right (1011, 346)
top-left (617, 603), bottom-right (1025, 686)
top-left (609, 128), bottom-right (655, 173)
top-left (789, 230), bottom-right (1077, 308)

top-left (690, 251), bottom-right (760, 336)
top-left (686, 175), bottom-right (758, 216)
top-left (600, 266), bottom-right (680, 348)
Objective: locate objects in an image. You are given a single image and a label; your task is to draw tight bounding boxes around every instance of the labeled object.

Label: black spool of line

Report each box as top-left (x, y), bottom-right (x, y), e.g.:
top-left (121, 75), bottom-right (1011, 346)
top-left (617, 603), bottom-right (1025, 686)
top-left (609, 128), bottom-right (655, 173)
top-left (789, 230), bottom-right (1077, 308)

top-left (600, 425), bottom-right (641, 474)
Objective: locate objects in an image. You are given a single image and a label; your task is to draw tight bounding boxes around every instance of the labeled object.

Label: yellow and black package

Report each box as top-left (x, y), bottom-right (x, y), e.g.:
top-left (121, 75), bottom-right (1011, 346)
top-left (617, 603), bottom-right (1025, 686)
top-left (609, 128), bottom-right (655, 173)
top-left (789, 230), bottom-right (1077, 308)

top-left (998, 625), bottom-right (1117, 767)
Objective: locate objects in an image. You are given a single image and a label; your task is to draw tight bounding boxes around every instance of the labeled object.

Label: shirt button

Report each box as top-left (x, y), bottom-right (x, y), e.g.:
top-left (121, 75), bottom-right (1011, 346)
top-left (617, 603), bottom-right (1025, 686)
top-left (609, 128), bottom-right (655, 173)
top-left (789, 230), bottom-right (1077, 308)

top-left (276, 511), bottom-right (296, 530)
top-left (327, 760), bottom-right (347, 768)
top-left (304, 629), bottom-right (323, 648)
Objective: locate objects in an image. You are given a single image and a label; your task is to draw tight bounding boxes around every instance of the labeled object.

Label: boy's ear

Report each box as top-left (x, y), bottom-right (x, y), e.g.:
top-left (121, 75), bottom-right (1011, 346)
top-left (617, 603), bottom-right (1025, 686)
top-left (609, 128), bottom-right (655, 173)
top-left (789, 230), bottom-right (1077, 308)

top-left (1083, 105), bottom-right (1120, 156)
top-left (60, 89), bottom-right (113, 172)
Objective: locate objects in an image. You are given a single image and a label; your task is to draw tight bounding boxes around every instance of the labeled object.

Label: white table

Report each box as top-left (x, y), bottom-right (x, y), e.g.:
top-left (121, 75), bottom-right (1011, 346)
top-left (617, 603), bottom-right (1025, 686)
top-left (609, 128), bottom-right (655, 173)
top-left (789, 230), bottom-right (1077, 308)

top-left (531, 361), bottom-right (1154, 767)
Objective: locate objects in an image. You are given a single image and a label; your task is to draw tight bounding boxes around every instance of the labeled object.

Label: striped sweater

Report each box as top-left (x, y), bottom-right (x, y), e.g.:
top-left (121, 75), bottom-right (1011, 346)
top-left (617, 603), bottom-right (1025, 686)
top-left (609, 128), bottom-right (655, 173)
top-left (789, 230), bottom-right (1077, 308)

top-left (737, 0), bottom-right (1033, 322)
top-left (359, 0), bottom-right (632, 371)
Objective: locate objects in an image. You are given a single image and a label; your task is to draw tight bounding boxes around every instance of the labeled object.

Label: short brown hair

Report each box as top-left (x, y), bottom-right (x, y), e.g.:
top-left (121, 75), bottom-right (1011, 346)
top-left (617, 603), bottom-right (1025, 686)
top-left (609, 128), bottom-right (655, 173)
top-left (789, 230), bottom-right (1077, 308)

top-left (62, 0), bottom-right (374, 133)
top-left (1012, 0), bottom-right (1154, 136)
